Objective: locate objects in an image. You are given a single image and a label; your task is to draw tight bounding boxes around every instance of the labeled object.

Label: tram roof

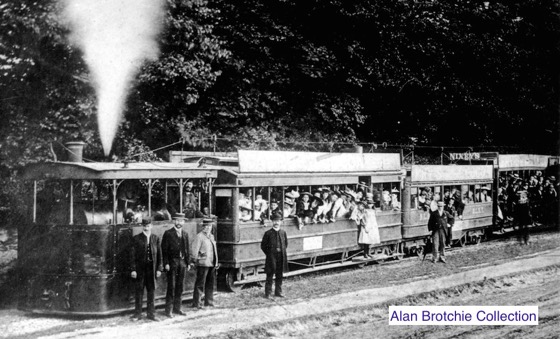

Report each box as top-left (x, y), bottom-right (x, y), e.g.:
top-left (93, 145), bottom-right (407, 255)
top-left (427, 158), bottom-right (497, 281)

top-left (410, 165), bottom-right (493, 184)
top-left (498, 154), bottom-right (551, 171)
top-left (22, 161), bottom-right (220, 180)
top-left (214, 150), bottom-right (403, 186)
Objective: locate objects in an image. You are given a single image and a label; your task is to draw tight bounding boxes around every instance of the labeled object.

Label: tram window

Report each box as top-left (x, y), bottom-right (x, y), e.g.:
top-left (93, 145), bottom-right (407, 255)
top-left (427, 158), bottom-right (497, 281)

top-left (371, 183), bottom-right (382, 209)
top-left (253, 187), bottom-right (269, 221)
top-left (36, 180), bottom-right (71, 224)
top-left (410, 187), bottom-right (418, 209)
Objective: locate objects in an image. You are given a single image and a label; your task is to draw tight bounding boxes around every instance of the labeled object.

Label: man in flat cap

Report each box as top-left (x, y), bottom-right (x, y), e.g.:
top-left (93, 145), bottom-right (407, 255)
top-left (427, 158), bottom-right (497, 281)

top-left (260, 214), bottom-right (288, 298)
top-left (190, 219), bottom-right (219, 309)
top-left (162, 213), bottom-right (192, 318)
top-left (130, 217), bottom-right (162, 321)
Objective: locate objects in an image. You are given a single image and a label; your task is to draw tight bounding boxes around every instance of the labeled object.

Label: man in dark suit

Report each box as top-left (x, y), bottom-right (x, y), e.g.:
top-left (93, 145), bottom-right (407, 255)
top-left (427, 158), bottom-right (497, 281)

top-left (130, 217), bottom-right (162, 321)
top-left (428, 201), bottom-right (451, 263)
top-left (162, 213), bottom-right (192, 318)
top-left (260, 214), bottom-right (288, 299)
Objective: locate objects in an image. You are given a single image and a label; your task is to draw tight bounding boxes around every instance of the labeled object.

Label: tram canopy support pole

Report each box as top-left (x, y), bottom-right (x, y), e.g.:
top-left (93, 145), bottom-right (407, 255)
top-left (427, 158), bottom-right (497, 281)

top-left (148, 179), bottom-right (152, 217)
top-left (179, 178), bottom-right (183, 213)
top-left (33, 180), bottom-right (37, 223)
top-left (69, 180), bottom-right (74, 225)
top-left (112, 179), bottom-right (118, 225)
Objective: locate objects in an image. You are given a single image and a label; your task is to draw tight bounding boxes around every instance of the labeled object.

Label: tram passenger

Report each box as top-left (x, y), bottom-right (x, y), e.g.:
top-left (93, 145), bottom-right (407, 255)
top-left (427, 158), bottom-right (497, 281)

top-left (428, 202), bottom-right (451, 263)
top-left (283, 199), bottom-right (296, 219)
top-left (353, 201), bottom-right (379, 258)
top-left (311, 193), bottom-right (324, 223)
top-left (477, 187), bottom-right (491, 202)
top-left (296, 192), bottom-right (313, 229)
top-left (254, 194), bottom-right (268, 221)
top-left (261, 214), bottom-right (288, 299)
top-left (418, 191), bottom-right (429, 211)
top-left (190, 219), bottom-right (218, 309)
top-left (238, 193), bottom-right (251, 209)
top-left (261, 199), bottom-right (282, 226)
top-left (202, 207), bottom-right (216, 219)
top-left (240, 206), bottom-right (253, 221)
top-left (381, 190), bottom-right (392, 211)
top-left (317, 189), bottom-right (332, 223)
top-left (391, 189), bottom-right (401, 210)
top-left (452, 189), bottom-right (465, 220)
top-left (184, 201), bottom-right (204, 219)
top-left (444, 198), bottom-right (456, 247)
top-left (430, 193), bottom-right (441, 212)
top-left (162, 213), bottom-right (191, 318)
top-left (130, 218), bottom-right (163, 321)
top-left (184, 181), bottom-right (198, 207)
top-left (365, 192), bottom-right (374, 209)
top-left (329, 191), bottom-right (346, 221)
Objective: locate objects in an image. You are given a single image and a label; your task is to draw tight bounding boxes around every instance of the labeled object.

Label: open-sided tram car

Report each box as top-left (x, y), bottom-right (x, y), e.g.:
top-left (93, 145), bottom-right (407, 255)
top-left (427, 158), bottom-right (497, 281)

top-left (213, 150), bottom-right (405, 291)
top-left (402, 165), bottom-right (494, 253)
top-left (19, 162), bottom-right (219, 315)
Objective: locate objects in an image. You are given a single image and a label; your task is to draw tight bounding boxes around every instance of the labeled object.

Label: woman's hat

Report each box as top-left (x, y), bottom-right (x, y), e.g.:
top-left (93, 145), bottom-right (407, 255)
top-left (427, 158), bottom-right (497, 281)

top-left (240, 205), bottom-right (253, 211)
top-left (300, 192), bottom-right (312, 198)
top-left (284, 199), bottom-right (294, 206)
top-left (311, 196), bottom-right (324, 206)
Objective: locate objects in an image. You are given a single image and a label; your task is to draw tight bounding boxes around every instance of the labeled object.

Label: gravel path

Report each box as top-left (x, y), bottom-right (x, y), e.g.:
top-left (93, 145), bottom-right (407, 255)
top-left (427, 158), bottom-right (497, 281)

top-left (38, 247), bottom-right (560, 339)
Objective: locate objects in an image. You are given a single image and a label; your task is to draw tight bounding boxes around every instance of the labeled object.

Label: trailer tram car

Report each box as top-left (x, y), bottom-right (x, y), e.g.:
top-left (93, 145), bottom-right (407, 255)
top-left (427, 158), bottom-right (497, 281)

top-left (19, 162), bottom-right (221, 315)
top-left (402, 165), bottom-right (494, 252)
top-left (214, 150), bottom-right (405, 291)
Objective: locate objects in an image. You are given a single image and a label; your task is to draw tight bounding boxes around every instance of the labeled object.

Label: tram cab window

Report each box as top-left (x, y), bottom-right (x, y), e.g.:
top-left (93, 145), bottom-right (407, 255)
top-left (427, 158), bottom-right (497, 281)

top-left (215, 189), bottom-right (233, 220)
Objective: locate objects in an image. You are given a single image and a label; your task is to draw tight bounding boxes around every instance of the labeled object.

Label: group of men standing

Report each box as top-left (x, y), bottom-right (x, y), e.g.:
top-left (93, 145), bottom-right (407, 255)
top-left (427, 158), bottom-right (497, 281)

top-left (129, 214), bottom-right (218, 321)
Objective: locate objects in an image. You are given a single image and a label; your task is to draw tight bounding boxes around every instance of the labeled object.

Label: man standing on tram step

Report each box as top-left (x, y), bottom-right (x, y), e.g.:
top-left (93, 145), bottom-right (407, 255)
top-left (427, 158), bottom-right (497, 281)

top-left (130, 217), bottom-right (162, 321)
top-left (260, 214), bottom-right (289, 299)
top-left (162, 213), bottom-right (192, 318)
top-left (190, 219), bottom-right (218, 309)
top-left (427, 201), bottom-right (451, 263)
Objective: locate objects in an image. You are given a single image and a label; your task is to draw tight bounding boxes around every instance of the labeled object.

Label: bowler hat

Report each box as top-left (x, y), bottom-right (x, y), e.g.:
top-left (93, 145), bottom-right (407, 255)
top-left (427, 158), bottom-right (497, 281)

top-left (271, 213), bottom-right (283, 221)
top-left (201, 218), bottom-right (214, 226)
top-left (173, 213), bottom-right (186, 220)
top-left (141, 217), bottom-right (152, 225)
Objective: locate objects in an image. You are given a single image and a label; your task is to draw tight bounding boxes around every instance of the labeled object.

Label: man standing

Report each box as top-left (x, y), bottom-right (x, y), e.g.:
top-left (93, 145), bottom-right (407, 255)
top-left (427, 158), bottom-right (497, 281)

top-left (260, 215), bottom-right (288, 298)
top-left (427, 201), bottom-right (451, 263)
top-left (162, 213), bottom-right (191, 318)
top-left (190, 219), bottom-right (218, 309)
top-left (444, 198), bottom-right (456, 248)
top-left (130, 217), bottom-right (162, 321)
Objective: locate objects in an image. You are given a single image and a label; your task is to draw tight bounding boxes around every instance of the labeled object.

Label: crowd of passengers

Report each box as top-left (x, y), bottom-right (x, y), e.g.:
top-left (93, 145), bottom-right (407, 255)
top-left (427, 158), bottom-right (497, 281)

top-left (497, 172), bottom-right (558, 227)
top-left (238, 185), bottom-right (401, 230)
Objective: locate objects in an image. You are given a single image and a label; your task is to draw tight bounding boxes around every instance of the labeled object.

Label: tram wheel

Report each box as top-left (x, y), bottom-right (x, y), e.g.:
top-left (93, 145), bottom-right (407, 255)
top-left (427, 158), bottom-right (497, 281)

top-left (458, 235), bottom-right (467, 247)
top-left (225, 270), bottom-right (243, 293)
top-left (474, 235), bottom-right (482, 245)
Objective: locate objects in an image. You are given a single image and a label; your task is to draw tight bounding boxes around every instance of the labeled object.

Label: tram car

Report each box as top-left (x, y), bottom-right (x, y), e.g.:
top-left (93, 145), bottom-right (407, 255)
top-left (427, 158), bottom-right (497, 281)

top-left (212, 150), bottom-right (405, 291)
top-left (401, 165), bottom-right (494, 253)
top-left (19, 161), bottom-right (221, 315)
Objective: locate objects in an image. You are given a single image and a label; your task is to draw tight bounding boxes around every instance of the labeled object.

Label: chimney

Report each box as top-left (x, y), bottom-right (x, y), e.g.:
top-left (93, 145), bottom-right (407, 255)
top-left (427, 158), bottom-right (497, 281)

top-left (65, 141), bottom-right (86, 162)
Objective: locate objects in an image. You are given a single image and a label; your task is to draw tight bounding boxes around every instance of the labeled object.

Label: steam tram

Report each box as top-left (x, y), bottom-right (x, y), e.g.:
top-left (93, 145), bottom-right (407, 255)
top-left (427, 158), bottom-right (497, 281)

top-left (17, 150), bottom-right (555, 314)
top-left (19, 162), bottom-right (220, 315)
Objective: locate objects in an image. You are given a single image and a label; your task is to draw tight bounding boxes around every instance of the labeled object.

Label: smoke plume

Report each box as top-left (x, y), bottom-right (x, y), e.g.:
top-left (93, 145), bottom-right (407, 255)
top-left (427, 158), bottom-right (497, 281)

top-left (61, 0), bottom-right (165, 156)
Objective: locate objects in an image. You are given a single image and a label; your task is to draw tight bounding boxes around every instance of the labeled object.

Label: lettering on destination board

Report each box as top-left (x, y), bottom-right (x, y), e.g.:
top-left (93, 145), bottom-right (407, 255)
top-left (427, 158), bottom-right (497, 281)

top-left (303, 236), bottom-right (323, 251)
top-left (471, 207), bottom-right (484, 214)
top-left (450, 152), bottom-right (480, 161)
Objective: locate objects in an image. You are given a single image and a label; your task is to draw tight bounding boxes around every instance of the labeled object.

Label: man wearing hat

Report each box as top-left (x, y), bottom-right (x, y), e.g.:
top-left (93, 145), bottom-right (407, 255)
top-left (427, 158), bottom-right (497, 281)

top-left (130, 217), bottom-right (163, 321)
top-left (190, 219), bottom-right (218, 309)
top-left (260, 214), bottom-right (288, 298)
top-left (428, 201), bottom-right (452, 263)
top-left (161, 213), bottom-right (191, 317)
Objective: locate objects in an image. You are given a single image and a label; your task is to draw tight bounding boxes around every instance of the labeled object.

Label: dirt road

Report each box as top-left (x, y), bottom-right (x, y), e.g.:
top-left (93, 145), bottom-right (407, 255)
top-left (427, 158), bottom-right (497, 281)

top-left (35, 247), bottom-right (560, 339)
